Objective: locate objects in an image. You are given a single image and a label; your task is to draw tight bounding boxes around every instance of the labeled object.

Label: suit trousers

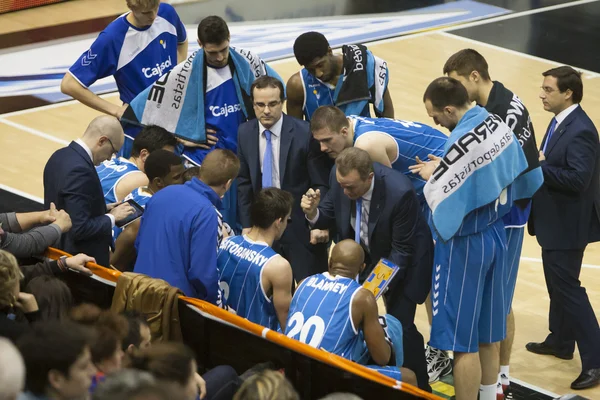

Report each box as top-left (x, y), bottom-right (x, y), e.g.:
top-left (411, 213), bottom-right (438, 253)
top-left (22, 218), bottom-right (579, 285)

top-left (542, 248), bottom-right (600, 370)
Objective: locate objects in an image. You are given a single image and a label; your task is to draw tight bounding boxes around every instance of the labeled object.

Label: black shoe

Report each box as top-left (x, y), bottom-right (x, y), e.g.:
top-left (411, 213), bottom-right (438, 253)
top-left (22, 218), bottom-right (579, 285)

top-left (525, 341), bottom-right (573, 360)
top-left (571, 368), bottom-right (600, 390)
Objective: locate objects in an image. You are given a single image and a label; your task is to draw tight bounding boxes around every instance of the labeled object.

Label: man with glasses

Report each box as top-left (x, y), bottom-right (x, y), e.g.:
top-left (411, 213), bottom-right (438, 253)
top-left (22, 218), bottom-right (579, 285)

top-left (43, 115), bottom-right (135, 267)
top-left (237, 76), bottom-right (331, 281)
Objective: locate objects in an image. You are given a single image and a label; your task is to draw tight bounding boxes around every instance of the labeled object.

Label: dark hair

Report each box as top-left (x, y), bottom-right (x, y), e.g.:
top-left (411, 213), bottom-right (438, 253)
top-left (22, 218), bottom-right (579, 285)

top-left (443, 49), bottom-right (490, 80)
top-left (122, 311), bottom-right (150, 351)
top-left (131, 125), bottom-right (177, 158)
top-left (543, 66), bottom-right (583, 103)
top-left (70, 304), bottom-right (129, 365)
top-left (423, 77), bottom-right (470, 110)
top-left (250, 188), bottom-right (294, 230)
top-left (197, 15), bottom-right (230, 45)
top-left (93, 369), bottom-right (168, 400)
top-left (24, 275), bottom-right (73, 321)
top-left (127, 342), bottom-right (195, 387)
top-left (144, 149), bottom-right (182, 182)
top-left (251, 76), bottom-right (285, 101)
top-left (17, 321), bottom-right (90, 395)
top-left (335, 148), bottom-right (373, 180)
top-left (310, 106), bottom-right (349, 133)
top-left (183, 166), bottom-right (201, 182)
top-left (293, 31), bottom-right (330, 66)
top-left (234, 370), bottom-right (299, 400)
top-left (199, 149), bottom-right (240, 186)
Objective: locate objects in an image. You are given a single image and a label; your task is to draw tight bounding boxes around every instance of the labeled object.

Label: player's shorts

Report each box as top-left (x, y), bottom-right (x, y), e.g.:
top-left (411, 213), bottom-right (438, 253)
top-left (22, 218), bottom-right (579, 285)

top-left (430, 218), bottom-right (507, 353)
top-left (504, 226), bottom-right (524, 313)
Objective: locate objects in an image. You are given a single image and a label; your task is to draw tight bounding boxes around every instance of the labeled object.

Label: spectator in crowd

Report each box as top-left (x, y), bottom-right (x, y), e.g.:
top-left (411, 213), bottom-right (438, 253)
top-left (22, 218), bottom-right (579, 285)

top-left (122, 311), bottom-right (152, 356)
top-left (92, 369), bottom-right (170, 400)
top-left (233, 370), bottom-right (299, 400)
top-left (24, 275), bottom-right (73, 321)
top-left (0, 337), bottom-right (25, 400)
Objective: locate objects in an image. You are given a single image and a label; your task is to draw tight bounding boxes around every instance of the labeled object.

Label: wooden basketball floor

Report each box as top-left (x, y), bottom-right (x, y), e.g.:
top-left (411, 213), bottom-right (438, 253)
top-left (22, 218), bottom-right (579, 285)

top-left (1, 7), bottom-right (600, 399)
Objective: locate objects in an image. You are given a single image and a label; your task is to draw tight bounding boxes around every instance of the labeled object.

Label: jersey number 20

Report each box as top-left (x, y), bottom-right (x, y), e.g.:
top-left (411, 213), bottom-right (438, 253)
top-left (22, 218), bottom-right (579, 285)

top-left (286, 312), bottom-right (325, 348)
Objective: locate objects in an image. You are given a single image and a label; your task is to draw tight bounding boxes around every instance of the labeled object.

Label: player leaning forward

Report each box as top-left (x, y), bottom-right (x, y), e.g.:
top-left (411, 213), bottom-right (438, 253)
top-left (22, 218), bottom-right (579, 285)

top-left (410, 77), bottom-right (542, 400)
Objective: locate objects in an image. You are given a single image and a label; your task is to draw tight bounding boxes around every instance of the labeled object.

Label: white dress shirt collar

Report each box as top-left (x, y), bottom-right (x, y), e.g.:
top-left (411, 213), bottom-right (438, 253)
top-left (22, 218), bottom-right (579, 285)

top-left (555, 104), bottom-right (579, 126)
top-left (361, 177), bottom-right (375, 202)
top-left (259, 114), bottom-right (284, 137)
top-left (75, 138), bottom-right (93, 163)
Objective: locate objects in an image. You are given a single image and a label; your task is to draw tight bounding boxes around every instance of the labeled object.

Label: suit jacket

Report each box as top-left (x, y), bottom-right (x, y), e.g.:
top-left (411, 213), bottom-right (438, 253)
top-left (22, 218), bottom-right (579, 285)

top-left (237, 114), bottom-right (331, 244)
top-left (43, 142), bottom-right (112, 266)
top-left (528, 105), bottom-right (600, 249)
top-left (314, 163), bottom-right (433, 304)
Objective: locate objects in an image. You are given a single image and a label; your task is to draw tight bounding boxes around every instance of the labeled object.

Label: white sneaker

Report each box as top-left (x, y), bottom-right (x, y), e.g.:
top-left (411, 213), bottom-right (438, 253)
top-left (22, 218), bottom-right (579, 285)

top-left (426, 345), bottom-right (452, 383)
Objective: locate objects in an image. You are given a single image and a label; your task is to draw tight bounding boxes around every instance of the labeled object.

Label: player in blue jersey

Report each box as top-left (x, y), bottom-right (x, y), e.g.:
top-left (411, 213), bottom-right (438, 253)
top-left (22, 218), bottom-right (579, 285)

top-left (309, 105), bottom-right (446, 208)
top-left (61, 0), bottom-right (188, 157)
top-left (111, 149), bottom-right (184, 270)
top-left (217, 188), bottom-right (294, 331)
top-left (287, 32), bottom-right (394, 121)
top-left (96, 125), bottom-right (177, 205)
top-left (285, 239), bottom-right (417, 386)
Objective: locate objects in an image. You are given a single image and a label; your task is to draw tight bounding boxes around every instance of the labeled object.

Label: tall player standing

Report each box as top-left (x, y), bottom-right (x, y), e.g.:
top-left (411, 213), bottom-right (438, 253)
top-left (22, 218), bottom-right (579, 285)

top-left (61, 0), bottom-right (188, 158)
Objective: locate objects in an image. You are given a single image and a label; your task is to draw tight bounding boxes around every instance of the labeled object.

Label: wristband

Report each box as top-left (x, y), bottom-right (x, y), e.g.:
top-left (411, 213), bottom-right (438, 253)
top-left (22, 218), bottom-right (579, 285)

top-left (57, 256), bottom-right (68, 272)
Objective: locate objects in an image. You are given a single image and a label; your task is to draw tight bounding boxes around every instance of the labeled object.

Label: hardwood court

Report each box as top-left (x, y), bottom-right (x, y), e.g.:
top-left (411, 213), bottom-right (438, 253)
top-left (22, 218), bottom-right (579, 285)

top-left (0, 19), bottom-right (599, 399)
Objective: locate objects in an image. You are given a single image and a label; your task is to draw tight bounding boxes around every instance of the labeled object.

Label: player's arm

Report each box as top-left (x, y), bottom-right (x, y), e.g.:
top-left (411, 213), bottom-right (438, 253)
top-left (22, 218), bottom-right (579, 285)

top-left (352, 288), bottom-right (391, 366)
top-left (382, 87), bottom-right (394, 119)
top-left (177, 39), bottom-right (189, 64)
top-left (354, 133), bottom-right (393, 168)
top-left (114, 172), bottom-right (150, 202)
top-left (263, 256), bottom-right (294, 331)
top-left (61, 73), bottom-right (126, 118)
top-left (110, 219), bottom-right (141, 271)
top-left (286, 72), bottom-right (305, 120)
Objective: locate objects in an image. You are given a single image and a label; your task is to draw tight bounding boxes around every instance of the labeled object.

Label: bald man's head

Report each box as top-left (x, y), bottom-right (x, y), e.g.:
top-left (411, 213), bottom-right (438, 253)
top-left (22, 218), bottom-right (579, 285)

top-left (82, 115), bottom-right (125, 165)
top-left (329, 239), bottom-right (365, 277)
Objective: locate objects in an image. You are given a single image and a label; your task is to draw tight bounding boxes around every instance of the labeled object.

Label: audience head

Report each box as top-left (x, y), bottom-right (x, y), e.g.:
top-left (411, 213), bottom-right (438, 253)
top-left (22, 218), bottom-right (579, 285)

top-left (319, 394), bottom-right (363, 400)
top-left (251, 76), bottom-right (286, 130)
top-left (197, 16), bottom-right (230, 68)
top-left (92, 369), bottom-right (168, 400)
top-left (182, 166), bottom-right (201, 182)
top-left (17, 321), bottom-right (96, 399)
top-left (541, 66), bottom-right (583, 114)
top-left (144, 149), bottom-right (185, 191)
top-left (70, 303), bottom-right (129, 375)
top-left (198, 149), bottom-right (240, 198)
top-left (82, 115), bottom-right (125, 165)
top-left (233, 369), bottom-right (299, 400)
top-left (334, 148), bottom-right (374, 200)
top-left (310, 106), bottom-right (352, 158)
top-left (0, 250), bottom-right (21, 311)
top-left (293, 32), bottom-right (336, 82)
top-left (127, 342), bottom-right (198, 400)
top-left (24, 275), bottom-right (73, 321)
top-left (0, 337), bottom-right (25, 400)
top-left (443, 49), bottom-right (491, 102)
top-left (250, 188), bottom-right (294, 240)
top-left (122, 311), bottom-right (152, 354)
top-left (329, 240), bottom-right (365, 279)
top-left (126, 0), bottom-right (160, 27)
top-left (423, 77), bottom-right (471, 131)
top-left (131, 125), bottom-right (178, 167)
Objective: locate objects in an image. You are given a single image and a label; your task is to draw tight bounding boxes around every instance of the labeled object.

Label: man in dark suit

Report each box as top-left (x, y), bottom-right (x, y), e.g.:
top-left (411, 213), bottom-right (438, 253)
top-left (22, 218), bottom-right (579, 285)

top-left (301, 147), bottom-right (433, 391)
top-left (527, 66), bottom-right (600, 390)
top-left (237, 76), bottom-right (331, 281)
top-left (43, 115), bottom-right (134, 267)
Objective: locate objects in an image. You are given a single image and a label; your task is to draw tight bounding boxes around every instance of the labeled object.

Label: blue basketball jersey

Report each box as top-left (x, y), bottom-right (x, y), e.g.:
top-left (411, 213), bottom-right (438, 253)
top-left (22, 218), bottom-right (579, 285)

top-left (217, 235), bottom-right (280, 330)
top-left (69, 3), bottom-right (186, 105)
top-left (350, 116), bottom-right (447, 202)
top-left (182, 66), bottom-right (244, 166)
top-left (300, 69), bottom-right (370, 121)
top-left (112, 186), bottom-right (153, 241)
top-left (285, 272), bottom-right (363, 359)
top-left (96, 157), bottom-right (141, 204)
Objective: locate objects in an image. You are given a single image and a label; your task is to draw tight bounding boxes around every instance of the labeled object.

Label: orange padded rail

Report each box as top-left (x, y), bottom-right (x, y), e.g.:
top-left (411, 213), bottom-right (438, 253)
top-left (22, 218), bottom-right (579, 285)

top-left (45, 247), bottom-right (441, 400)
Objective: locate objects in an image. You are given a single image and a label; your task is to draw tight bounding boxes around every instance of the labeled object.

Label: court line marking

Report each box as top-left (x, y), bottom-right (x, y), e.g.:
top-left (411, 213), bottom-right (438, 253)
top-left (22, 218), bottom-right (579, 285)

top-left (521, 256), bottom-right (600, 270)
top-left (510, 377), bottom-right (560, 399)
top-left (438, 31), bottom-right (600, 79)
top-left (0, 183), bottom-right (43, 204)
top-left (0, 118), bottom-right (69, 145)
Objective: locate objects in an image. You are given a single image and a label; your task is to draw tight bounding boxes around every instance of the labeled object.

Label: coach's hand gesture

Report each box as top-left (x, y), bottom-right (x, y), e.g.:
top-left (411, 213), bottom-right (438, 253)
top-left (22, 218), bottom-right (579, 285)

top-left (110, 202), bottom-right (135, 222)
top-left (301, 188), bottom-right (320, 220)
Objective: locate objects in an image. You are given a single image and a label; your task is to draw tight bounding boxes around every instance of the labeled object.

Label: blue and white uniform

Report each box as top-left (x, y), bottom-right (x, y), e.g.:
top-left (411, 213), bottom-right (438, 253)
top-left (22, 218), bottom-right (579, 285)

top-left (124, 186), bottom-right (153, 208)
top-left (68, 3), bottom-right (186, 155)
top-left (217, 235), bottom-right (280, 330)
top-left (96, 157), bottom-right (141, 204)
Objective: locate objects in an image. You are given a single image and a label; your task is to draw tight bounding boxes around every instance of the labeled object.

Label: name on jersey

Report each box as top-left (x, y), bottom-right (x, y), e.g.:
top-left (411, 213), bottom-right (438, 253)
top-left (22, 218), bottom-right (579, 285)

top-left (220, 240), bottom-right (270, 267)
top-left (142, 56), bottom-right (172, 79)
top-left (303, 277), bottom-right (350, 295)
top-left (209, 103), bottom-right (242, 118)
top-left (347, 44), bottom-right (364, 72)
top-left (505, 94), bottom-right (533, 147)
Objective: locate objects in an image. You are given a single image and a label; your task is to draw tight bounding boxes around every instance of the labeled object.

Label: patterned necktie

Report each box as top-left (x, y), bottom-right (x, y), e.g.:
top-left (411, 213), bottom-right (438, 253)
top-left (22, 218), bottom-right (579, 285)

top-left (542, 117), bottom-right (557, 154)
top-left (262, 130), bottom-right (273, 188)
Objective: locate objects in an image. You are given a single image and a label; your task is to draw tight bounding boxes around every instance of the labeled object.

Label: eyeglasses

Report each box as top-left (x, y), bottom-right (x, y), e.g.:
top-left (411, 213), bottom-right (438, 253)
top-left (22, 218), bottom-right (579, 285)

top-left (106, 137), bottom-right (118, 156)
top-left (541, 86), bottom-right (558, 94)
top-left (254, 100), bottom-right (282, 110)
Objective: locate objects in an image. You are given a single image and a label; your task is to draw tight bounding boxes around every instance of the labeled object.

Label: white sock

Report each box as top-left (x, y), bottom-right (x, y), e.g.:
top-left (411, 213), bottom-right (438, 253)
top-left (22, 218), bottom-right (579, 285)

top-left (500, 365), bottom-right (510, 385)
top-left (479, 384), bottom-right (497, 400)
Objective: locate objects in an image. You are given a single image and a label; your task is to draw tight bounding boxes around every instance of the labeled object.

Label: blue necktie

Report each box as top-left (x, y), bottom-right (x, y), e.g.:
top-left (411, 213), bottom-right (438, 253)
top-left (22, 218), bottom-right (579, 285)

top-left (355, 198), bottom-right (362, 244)
top-left (542, 118), bottom-right (557, 154)
top-left (262, 130), bottom-right (273, 188)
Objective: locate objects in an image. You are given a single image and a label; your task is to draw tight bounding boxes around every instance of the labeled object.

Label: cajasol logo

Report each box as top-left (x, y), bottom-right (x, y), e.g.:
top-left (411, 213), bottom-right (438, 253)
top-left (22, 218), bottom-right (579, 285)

top-left (142, 56), bottom-right (172, 79)
top-left (209, 103), bottom-right (242, 117)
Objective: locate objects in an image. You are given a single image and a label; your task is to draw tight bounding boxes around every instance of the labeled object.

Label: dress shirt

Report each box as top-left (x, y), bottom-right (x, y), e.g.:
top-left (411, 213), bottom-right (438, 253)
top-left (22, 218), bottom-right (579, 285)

top-left (554, 103), bottom-right (579, 126)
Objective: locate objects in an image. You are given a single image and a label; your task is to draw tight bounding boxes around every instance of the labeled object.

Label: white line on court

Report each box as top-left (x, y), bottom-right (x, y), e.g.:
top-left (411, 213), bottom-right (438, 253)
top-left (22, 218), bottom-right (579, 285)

top-left (0, 183), bottom-right (43, 203)
top-left (0, 118), bottom-right (69, 145)
top-left (521, 256), bottom-right (600, 270)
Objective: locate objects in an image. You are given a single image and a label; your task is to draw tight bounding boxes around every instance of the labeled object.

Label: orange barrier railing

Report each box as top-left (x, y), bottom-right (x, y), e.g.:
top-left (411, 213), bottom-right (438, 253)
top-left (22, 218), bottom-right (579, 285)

top-left (45, 247), bottom-right (441, 400)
